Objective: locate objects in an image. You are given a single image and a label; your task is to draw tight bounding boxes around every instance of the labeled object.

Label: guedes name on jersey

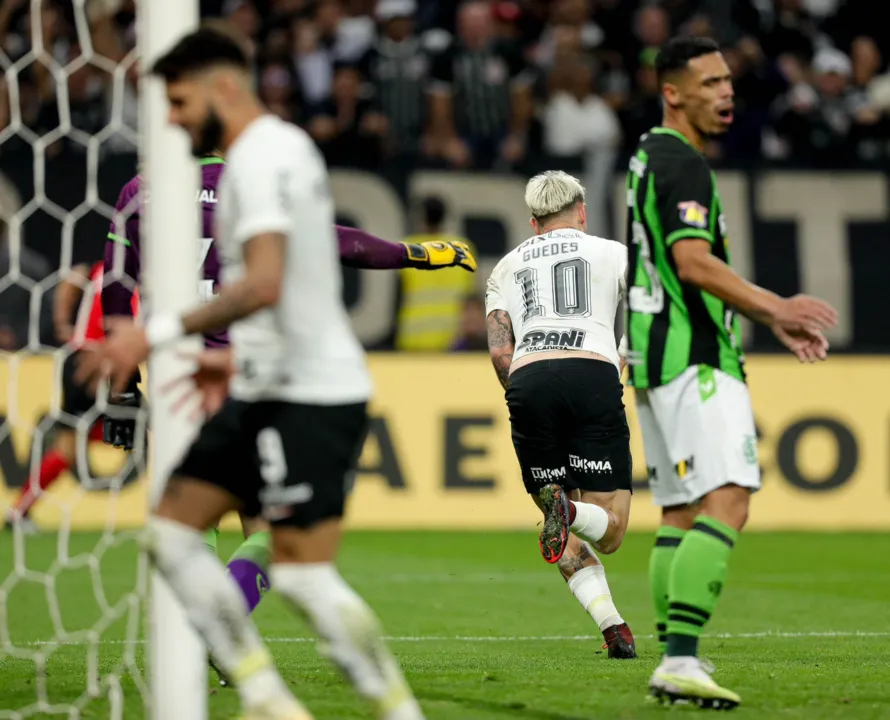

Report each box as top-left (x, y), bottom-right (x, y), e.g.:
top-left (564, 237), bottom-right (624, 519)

top-left (522, 241), bottom-right (579, 262)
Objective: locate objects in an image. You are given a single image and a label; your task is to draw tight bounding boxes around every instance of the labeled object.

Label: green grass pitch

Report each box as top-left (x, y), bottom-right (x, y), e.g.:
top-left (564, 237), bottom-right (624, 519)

top-left (1, 531), bottom-right (889, 719)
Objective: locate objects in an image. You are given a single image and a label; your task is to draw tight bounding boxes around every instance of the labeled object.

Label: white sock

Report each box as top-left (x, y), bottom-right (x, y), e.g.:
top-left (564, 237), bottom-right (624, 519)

top-left (567, 565), bottom-right (624, 631)
top-left (147, 518), bottom-right (299, 713)
top-left (569, 502), bottom-right (610, 545)
top-left (270, 563), bottom-right (424, 720)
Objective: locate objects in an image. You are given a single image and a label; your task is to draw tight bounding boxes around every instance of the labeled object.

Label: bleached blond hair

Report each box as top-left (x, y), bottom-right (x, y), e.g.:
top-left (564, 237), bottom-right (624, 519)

top-left (524, 171), bottom-right (586, 221)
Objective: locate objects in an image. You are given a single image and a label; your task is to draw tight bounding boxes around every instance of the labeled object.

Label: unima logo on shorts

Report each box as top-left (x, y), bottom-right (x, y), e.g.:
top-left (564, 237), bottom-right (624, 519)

top-left (517, 329), bottom-right (586, 353)
top-left (569, 455), bottom-right (613, 474)
top-left (530, 467), bottom-right (567, 481)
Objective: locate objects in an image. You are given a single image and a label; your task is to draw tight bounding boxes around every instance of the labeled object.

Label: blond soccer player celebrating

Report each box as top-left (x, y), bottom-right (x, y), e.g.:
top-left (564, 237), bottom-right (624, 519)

top-left (485, 170), bottom-right (636, 659)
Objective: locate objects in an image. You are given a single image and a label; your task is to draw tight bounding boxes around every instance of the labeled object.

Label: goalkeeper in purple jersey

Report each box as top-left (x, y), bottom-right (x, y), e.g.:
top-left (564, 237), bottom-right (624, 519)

top-left (101, 154), bottom-right (477, 684)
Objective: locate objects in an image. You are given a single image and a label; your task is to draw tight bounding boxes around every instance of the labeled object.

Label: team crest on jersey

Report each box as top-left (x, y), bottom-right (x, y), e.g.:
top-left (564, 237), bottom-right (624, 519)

top-left (677, 201), bottom-right (709, 229)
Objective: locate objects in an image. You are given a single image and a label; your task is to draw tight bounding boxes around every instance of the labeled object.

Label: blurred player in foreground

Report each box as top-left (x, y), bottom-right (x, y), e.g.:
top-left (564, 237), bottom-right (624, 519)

top-left (80, 27), bottom-right (424, 720)
top-left (484, 171), bottom-right (636, 659)
top-left (4, 262), bottom-right (138, 532)
top-left (102, 153), bottom-right (475, 631)
top-left (627, 37), bottom-right (838, 708)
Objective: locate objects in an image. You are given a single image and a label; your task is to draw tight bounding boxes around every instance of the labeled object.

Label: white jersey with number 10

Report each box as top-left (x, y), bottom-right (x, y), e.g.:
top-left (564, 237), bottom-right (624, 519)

top-left (485, 228), bottom-right (627, 370)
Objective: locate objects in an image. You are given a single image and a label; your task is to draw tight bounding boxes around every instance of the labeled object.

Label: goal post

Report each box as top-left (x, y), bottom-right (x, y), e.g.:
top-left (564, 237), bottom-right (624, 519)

top-left (139, 0), bottom-right (205, 719)
top-left (1, 0), bottom-right (210, 717)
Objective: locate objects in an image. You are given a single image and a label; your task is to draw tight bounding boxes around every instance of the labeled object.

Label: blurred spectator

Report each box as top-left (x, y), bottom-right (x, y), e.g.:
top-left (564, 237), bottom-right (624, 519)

top-left (292, 17), bottom-right (335, 105)
top-left (396, 196), bottom-right (476, 352)
top-left (761, 0), bottom-right (818, 64)
top-left (450, 294), bottom-right (488, 352)
top-left (258, 61), bottom-right (299, 122)
top-left (543, 58), bottom-right (621, 158)
top-left (620, 48), bottom-right (662, 156)
top-left (628, 5), bottom-right (671, 77)
top-left (492, 2), bottom-right (522, 42)
top-left (427, 0), bottom-right (533, 169)
top-left (224, 0), bottom-right (262, 43)
top-left (533, 0), bottom-right (605, 70)
top-left (0, 219), bottom-right (54, 350)
top-left (719, 37), bottom-right (785, 159)
top-left (317, 0), bottom-right (375, 62)
top-left (306, 64), bottom-right (387, 168)
top-left (772, 47), bottom-right (869, 166)
top-left (357, 0), bottom-right (430, 158)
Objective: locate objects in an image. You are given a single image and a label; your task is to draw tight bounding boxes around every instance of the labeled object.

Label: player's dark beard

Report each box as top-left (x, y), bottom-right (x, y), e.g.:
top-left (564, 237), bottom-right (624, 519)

top-left (193, 111), bottom-right (224, 158)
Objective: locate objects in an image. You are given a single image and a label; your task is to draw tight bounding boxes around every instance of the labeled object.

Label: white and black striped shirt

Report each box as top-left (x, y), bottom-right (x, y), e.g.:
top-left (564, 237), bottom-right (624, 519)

top-left (429, 41), bottom-right (532, 139)
top-left (359, 37), bottom-right (431, 152)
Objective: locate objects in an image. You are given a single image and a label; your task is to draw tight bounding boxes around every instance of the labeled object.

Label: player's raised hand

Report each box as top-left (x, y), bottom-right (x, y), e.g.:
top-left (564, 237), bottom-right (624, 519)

top-left (405, 240), bottom-right (477, 272)
top-left (165, 348), bottom-right (233, 420)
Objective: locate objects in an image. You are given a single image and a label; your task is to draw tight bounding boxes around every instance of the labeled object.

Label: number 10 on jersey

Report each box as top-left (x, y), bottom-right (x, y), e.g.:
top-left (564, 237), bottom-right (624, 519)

top-left (514, 257), bottom-right (591, 321)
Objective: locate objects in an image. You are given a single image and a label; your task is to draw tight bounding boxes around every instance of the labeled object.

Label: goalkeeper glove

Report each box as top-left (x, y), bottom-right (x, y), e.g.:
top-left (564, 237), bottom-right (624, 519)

top-left (103, 373), bottom-right (144, 452)
top-left (404, 240), bottom-right (477, 272)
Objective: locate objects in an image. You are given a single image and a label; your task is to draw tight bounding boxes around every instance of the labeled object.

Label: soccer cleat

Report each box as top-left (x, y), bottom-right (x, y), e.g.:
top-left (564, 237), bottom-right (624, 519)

top-left (4, 510), bottom-right (39, 535)
top-left (648, 656), bottom-right (740, 710)
top-left (602, 622), bottom-right (637, 659)
top-left (537, 484), bottom-right (571, 564)
top-left (209, 654), bottom-right (233, 688)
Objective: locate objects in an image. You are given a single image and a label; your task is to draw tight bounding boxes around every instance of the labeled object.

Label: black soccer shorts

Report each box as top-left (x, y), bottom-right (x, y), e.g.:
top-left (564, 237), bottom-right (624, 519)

top-left (506, 358), bottom-right (632, 495)
top-left (61, 351), bottom-right (96, 417)
top-left (173, 398), bottom-right (368, 528)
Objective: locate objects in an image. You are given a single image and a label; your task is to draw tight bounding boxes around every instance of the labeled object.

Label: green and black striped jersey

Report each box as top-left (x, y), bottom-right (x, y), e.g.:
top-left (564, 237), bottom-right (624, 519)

top-left (625, 127), bottom-right (745, 389)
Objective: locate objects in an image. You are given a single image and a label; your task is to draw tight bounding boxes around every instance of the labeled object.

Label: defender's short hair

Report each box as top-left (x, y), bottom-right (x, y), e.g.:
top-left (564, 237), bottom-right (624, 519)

top-left (525, 171), bottom-right (585, 222)
top-left (655, 36), bottom-right (720, 85)
top-left (151, 26), bottom-right (250, 82)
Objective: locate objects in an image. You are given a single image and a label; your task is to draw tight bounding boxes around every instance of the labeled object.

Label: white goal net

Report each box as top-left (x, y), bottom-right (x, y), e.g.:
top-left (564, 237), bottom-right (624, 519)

top-left (0, 1), bottom-right (201, 718)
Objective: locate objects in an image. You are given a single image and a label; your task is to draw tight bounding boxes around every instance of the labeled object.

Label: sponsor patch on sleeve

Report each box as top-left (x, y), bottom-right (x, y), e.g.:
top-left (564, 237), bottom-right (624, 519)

top-left (677, 201), bottom-right (709, 229)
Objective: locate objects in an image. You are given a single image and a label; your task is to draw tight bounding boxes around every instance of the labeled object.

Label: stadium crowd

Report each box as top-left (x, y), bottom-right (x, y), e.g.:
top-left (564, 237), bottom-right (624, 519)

top-left (0, 0), bottom-right (889, 170)
top-left (0, 0), bottom-right (887, 352)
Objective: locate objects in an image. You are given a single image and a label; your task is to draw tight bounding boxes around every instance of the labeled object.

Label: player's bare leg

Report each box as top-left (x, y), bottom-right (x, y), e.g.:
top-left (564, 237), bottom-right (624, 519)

top-left (270, 519), bottom-right (424, 720)
top-left (539, 486), bottom-right (635, 658)
top-left (148, 477), bottom-right (311, 720)
top-left (557, 534), bottom-right (636, 659)
top-left (649, 486), bottom-right (748, 710)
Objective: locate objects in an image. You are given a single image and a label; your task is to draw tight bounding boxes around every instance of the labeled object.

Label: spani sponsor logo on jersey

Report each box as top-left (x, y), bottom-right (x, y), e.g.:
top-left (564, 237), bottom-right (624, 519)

top-left (677, 201), bottom-right (709, 229)
top-left (516, 328), bottom-right (586, 353)
top-left (569, 455), bottom-right (613, 474)
top-left (530, 466), bottom-right (567, 481)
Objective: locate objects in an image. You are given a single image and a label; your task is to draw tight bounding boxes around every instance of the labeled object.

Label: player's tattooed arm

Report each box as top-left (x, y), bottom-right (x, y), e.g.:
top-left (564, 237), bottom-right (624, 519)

top-left (486, 309), bottom-right (515, 390)
top-left (181, 233), bottom-right (286, 336)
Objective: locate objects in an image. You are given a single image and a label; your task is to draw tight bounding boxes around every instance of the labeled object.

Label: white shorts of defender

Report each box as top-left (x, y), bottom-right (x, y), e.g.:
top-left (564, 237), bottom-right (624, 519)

top-left (635, 364), bottom-right (761, 507)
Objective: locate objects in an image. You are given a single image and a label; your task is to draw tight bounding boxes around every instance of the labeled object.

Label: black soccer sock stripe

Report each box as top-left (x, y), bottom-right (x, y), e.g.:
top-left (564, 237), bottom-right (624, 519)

top-left (692, 520), bottom-right (735, 549)
top-left (655, 535), bottom-right (683, 548)
top-left (669, 602), bottom-right (711, 622)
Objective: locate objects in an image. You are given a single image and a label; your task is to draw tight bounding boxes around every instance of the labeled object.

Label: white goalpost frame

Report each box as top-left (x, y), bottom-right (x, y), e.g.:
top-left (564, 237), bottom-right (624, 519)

top-left (139, 1), bottom-right (206, 718)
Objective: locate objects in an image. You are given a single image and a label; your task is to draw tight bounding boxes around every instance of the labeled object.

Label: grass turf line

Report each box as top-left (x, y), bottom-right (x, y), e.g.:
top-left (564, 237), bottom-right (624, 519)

top-left (1, 531), bottom-right (888, 719)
